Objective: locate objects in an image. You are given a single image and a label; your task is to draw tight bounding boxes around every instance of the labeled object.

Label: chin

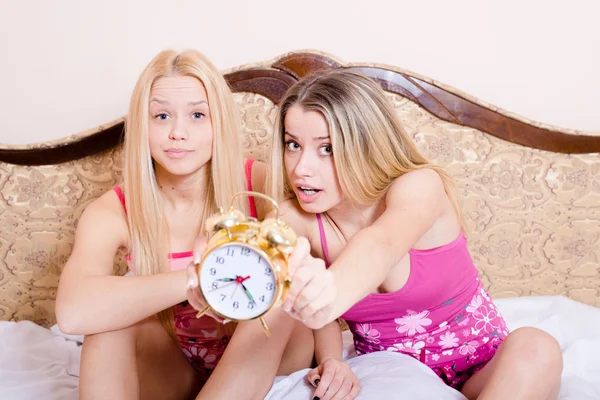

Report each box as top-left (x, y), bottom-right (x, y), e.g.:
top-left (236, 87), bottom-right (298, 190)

top-left (295, 197), bottom-right (329, 214)
top-left (162, 160), bottom-right (208, 176)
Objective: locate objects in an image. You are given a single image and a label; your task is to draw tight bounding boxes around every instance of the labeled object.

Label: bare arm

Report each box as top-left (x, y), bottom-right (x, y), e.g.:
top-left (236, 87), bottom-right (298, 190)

top-left (55, 191), bottom-right (188, 335)
top-left (196, 308), bottom-right (298, 400)
top-left (327, 169), bottom-right (447, 319)
top-left (284, 169), bottom-right (451, 329)
top-left (314, 321), bottom-right (343, 364)
top-left (308, 321), bottom-right (360, 399)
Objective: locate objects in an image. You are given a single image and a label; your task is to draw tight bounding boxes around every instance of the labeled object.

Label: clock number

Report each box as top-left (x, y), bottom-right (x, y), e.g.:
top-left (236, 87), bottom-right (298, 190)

top-left (266, 283), bottom-right (274, 291)
top-left (210, 268), bottom-right (216, 276)
top-left (257, 255), bottom-right (262, 264)
top-left (241, 248), bottom-right (250, 256)
top-left (259, 295), bottom-right (265, 303)
top-left (264, 267), bottom-right (272, 276)
top-left (212, 282), bottom-right (218, 290)
top-left (248, 301), bottom-right (255, 309)
top-left (220, 294), bottom-right (226, 302)
top-left (226, 247), bottom-right (234, 257)
top-left (233, 301), bottom-right (239, 309)
top-left (216, 257), bottom-right (224, 264)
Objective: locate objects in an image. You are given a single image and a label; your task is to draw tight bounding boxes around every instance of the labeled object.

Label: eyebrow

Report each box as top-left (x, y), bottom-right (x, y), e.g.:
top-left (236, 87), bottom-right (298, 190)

top-left (188, 100), bottom-right (208, 106)
top-left (284, 132), bottom-right (330, 141)
top-left (149, 97), bottom-right (169, 105)
top-left (149, 98), bottom-right (208, 107)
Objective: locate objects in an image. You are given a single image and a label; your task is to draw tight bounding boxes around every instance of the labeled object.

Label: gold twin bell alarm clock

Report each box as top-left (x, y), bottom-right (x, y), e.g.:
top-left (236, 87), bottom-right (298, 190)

top-left (194, 191), bottom-right (296, 337)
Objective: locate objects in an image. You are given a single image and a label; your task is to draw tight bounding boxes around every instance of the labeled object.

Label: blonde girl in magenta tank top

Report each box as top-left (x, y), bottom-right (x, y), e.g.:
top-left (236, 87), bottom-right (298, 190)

top-left (267, 70), bottom-right (562, 400)
top-left (56, 49), bottom-right (313, 400)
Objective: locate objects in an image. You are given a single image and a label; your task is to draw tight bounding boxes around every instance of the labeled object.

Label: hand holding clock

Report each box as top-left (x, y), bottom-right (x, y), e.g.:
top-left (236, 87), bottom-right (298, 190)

top-left (282, 237), bottom-right (338, 330)
top-left (186, 234), bottom-right (337, 329)
top-left (185, 236), bottom-right (226, 323)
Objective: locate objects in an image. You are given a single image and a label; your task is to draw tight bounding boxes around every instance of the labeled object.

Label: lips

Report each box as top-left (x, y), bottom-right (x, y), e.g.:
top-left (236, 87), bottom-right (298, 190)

top-left (294, 183), bottom-right (323, 203)
top-left (165, 148), bottom-right (192, 158)
top-left (298, 186), bottom-right (321, 195)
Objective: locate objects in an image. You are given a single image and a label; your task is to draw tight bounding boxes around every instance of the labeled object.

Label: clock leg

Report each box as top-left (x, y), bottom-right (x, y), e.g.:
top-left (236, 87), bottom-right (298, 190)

top-left (195, 304), bottom-right (211, 319)
top-left (259, 317), bottom-right (271, 337)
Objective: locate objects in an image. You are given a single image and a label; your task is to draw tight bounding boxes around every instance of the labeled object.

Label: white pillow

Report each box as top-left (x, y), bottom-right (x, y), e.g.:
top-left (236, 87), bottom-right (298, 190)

top-left (266, 331), bottom-right (466, 400)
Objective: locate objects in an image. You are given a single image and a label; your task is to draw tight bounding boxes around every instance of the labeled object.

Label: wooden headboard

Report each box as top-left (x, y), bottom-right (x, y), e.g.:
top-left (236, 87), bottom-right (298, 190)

top-left (1, 52), bottom-right (599, 165)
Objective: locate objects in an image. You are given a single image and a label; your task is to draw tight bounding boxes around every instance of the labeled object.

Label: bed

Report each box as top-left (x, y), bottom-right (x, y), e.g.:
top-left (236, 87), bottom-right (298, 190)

top-left (1, 51), bottom-right (599, 399)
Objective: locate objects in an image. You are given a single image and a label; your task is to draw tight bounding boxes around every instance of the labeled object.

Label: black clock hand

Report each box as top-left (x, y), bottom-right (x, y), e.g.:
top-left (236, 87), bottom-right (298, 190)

top-left (230, 275), bottom-right (251, 300)
top-left (240, 282), bottom-right (255, 303)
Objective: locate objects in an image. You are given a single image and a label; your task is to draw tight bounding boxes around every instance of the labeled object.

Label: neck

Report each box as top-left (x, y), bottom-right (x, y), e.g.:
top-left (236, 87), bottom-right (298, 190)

top-left (154, 165), bottom-right (210, 212)
top-left (325, 197), bottom-right (385, 232)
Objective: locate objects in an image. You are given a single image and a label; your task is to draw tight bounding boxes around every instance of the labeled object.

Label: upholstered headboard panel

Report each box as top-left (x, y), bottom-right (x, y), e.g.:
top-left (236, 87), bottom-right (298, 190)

top-left (1, 51), bottom-right (599, 328)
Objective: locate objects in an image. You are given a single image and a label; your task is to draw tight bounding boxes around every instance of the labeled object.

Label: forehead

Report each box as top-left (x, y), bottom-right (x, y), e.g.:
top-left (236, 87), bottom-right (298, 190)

top-left (150, 75), bottom-right (208, 103)
top-left (284, 106), bottom-right (329, 138)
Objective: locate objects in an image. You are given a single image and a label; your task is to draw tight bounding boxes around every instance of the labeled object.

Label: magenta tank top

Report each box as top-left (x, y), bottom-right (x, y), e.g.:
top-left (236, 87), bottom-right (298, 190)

top-left (315, 213), bottom-right (507, 361)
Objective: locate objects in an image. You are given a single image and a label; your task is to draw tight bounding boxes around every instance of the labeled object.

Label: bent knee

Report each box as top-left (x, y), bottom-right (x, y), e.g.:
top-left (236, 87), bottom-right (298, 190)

top-left (505, 327), bottom-right (563, 373)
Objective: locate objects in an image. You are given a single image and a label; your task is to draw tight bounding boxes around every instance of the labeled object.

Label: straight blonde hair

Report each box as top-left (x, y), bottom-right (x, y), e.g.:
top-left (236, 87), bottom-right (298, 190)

top-left (267, 69), bottom-right (464, 228)
top-left (123, 49), bottom-right (247, 339)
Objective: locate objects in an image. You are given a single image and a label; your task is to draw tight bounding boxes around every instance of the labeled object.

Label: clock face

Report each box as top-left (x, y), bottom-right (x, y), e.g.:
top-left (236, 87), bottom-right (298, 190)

top-left (199, 243), bottom-right (277, 320)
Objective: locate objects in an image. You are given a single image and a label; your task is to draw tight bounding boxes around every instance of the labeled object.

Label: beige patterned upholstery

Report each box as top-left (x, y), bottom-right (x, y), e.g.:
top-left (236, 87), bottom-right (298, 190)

top-left (1, 53), bottom-right (599, 328)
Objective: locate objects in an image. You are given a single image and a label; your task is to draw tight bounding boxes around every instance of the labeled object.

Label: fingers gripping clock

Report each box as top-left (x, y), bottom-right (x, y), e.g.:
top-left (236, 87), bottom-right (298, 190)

top-left (194, 191), bottom-right (296, 337)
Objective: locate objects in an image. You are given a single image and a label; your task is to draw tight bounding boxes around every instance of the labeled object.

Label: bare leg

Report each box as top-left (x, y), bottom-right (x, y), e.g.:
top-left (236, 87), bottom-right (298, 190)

top-left (196, 309), bottom-right (314, 399)
top-left (461, 327), bottom-right (562, 400)
top-left (80, 316), bottom-right (201, 400)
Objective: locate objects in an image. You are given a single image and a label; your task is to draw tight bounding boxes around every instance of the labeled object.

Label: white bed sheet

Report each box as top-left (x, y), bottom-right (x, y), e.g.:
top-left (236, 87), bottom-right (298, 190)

top-left (0, 296), bottom-right (598, 399)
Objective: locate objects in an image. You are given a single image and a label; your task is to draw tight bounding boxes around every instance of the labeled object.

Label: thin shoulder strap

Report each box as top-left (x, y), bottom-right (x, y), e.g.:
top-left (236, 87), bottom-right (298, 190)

top-left (316, 213), bottom-right (331, 268)
top-left (113, 185), bottom-right (127, 214)
top-left (245, 159), bottom-right (258, 218)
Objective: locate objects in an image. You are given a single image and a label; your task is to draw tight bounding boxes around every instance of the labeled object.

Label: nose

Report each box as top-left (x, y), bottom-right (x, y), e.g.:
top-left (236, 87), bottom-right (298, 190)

top-left (169, 118), bottom-right (188, 141)
top-left (294, 149), bottom-right (315, 177)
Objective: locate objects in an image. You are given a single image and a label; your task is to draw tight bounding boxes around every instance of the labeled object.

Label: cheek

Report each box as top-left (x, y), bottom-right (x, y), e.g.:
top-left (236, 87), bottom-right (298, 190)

top-left (283, 153), bottom-right (295, 176)
top-left (147, 127), bottom-right (163, 153)
top-left (148, 120), bottom-right (167, 140)
top-left (326, 159), bottom-right (343, 193)
top-left (194, 121), bottom-right (214, 144)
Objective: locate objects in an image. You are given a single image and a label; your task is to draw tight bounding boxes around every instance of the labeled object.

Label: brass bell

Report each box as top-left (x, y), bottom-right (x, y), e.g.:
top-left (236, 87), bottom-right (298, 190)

top-left (260, 218), bottom-right (297, 253)
top-left (205, 207), bottom-right (245, 233)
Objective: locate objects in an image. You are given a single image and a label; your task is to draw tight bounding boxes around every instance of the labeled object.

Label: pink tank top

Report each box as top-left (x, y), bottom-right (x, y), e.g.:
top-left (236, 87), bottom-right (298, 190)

top-left (316, 213), bottom-right (508, 364)
top-left (113, 159), bottom-right (258, 376)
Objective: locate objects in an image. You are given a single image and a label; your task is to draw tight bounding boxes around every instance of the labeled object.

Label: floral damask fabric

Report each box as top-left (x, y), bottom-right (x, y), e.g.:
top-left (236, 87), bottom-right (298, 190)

top-left (1, 86), bottom-right (598, 328)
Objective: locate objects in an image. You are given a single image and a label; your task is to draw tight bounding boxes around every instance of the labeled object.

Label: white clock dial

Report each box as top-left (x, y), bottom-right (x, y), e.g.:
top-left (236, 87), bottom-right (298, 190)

top-left (199, 243), bottom-right (277, 320)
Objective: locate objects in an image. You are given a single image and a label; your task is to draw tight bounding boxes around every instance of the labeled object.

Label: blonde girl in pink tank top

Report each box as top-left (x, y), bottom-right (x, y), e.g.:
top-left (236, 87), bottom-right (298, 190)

top-left (56, 49), bottom-right (313, 400)
top-left (266, 70), bottom-right (562, 400)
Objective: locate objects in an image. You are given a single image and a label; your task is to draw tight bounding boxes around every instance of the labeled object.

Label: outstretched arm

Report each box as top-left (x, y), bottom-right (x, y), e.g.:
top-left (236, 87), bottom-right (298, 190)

top-left (283, 169), bottom-right (448, 329)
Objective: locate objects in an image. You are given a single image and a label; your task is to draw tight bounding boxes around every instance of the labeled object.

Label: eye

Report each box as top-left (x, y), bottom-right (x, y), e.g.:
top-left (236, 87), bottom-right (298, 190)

top-left (319, 144), bottom-right (333, 156)
top-left (192, 112), bottom-right (204, 119)
top-left (284, 140), bottom-right (301, 152)
top-left (154, 113), bottom-right (169, 120)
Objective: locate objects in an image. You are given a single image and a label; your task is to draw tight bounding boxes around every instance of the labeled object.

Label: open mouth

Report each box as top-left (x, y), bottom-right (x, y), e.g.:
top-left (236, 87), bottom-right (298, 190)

top-left (298, 186), bottom-right (322, 196)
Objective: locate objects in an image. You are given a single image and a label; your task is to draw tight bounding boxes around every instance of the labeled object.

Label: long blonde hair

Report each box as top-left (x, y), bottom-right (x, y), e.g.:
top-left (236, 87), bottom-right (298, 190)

top-left (123, 49), bottom-right (247, 338)
top-left (267, 69), bottom-right (464, 227)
